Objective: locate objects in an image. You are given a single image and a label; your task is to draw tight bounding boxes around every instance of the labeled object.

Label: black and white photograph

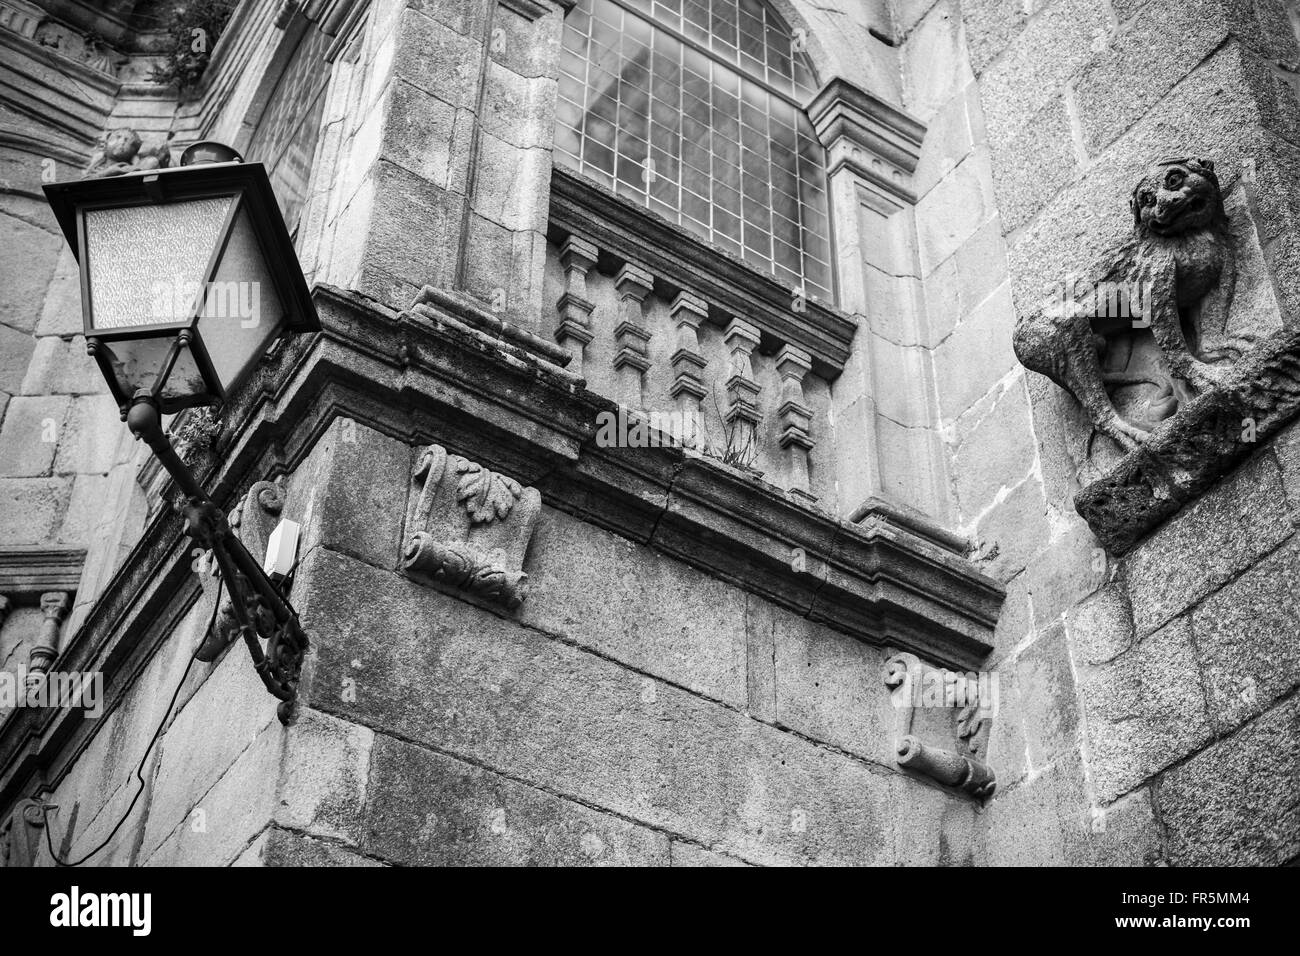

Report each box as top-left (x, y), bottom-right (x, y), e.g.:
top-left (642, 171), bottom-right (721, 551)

top-left (0, 0), bottom-right (1294, 924)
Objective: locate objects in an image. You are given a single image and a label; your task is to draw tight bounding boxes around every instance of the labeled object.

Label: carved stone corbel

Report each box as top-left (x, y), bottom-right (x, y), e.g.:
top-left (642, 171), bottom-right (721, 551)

top-left (0, 798), bottom-right (50, 868)
top-left (883, 652), bottom-right (995, 799)
top-left (401, 445), bottom-right (540, 609)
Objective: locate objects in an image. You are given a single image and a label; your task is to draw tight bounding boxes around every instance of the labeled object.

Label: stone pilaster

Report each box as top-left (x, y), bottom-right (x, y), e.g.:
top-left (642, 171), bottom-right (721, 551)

top-left (775, 344), bottom-right (815, 500)
top-left (668, 291), bottom-right (709, 449)
top-left (612, 264), bottom-right (654, 412)
top-left (723, 319), bottom-right (761, 467)
top-left (555, 235), bottom-right (598, 376)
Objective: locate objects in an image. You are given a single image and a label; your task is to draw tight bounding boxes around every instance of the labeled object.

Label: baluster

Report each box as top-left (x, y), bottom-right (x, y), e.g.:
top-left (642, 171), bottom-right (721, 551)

top-left (723, 319), bottom-right (761, 468)
top-left (613, 264), bottom-right (654, 412)
top-left (555, 236), bottom-right (599, 376)
top-left (776, 344), bottom-right (816, 500)
top-left (27, 592), bottom-right (70, 688)
top-left (669, 291), bottom-right (708, 448)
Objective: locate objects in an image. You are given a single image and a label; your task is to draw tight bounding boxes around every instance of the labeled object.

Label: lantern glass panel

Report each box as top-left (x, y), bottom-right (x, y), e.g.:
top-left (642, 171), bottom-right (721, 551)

top-left (195, 205), bottom-right (288, 394)
top-left (96, 336), bottom-right (209, 405)
top-left (84, 196), bottom-right (233, 330)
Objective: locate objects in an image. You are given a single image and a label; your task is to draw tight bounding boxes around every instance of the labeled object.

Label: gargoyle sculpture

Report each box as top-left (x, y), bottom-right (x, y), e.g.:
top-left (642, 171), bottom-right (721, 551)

top-left (1013, 157), bottom-right (1239, 451)
top-left (83, 127), bottom-right (173, 179)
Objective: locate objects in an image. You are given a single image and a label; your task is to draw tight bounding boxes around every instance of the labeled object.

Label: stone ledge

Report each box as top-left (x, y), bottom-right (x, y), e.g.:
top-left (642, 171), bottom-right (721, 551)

top-left (0, 546), bottom-right (85, 596)
top-left (1076, 328), bottom-right (1300, 554)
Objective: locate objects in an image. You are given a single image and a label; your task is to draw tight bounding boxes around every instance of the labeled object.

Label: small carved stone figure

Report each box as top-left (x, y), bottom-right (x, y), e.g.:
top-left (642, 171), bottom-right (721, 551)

top-left (83, 127), bottom-right (173, 179)
top-left (1013, 157), bottom-right (1238, 451)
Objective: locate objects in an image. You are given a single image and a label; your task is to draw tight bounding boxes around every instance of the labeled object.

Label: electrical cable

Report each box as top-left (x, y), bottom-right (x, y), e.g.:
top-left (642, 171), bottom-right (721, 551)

top-left (41, 578), bottom-right (224, 866)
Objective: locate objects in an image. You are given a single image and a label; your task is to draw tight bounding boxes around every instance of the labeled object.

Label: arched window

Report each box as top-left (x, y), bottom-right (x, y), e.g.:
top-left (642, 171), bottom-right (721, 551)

top-left (554, 0), bottom-right (833, 302)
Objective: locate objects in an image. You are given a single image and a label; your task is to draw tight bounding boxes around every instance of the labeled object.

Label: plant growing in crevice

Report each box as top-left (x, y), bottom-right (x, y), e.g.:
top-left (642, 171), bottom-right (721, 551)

top-left (147, 0), bottom-right (237, 93)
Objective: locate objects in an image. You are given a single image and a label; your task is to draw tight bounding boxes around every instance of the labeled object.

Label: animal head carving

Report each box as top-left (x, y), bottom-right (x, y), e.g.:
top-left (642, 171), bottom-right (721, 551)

top-left (1130, 157), bottom-right (1225, 236)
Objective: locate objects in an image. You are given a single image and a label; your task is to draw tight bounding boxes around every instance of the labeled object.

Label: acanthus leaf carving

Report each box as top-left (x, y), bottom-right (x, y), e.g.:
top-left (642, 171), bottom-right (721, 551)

top-left (402, 445), bottom-right (540, 609)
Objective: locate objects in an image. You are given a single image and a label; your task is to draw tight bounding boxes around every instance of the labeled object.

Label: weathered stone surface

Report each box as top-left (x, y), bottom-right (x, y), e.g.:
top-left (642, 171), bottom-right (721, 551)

top-left (951, 376), bottom-right (1038, 519)
top-left (932, 281), bottom-right (1017, 423)
top-left (19, 335), bottom-right (103, 395)
top-left (1065, 581), bottom-right (1135, 666)
top-left (520, 505), bottom-right (748, 707)
top-left (1079, 616), bottom-right (1213, 802)
top-left (0, 395), bottom-right (67, 476)
top-left (1157, 696), bottom-right (1300, 865)
top-left (0, 477), bottom-right (71, 545)
top-left (391, 6), bottom-right (483, 111)
top-left (1123, 451), bottom-right (1292, 636)
top-left (770, 606), bottom-right (894, 766)
top-left (901, 0), bottom-right (975, 122)
top-left (1023, 520), bottom-right (1106, 630)
top-left (51, 395), bottom-right (117, 475)
top-left (0, 214), bottom-right (62, 334)
top-left (234, 827), bottom-right (386, 867)
top-left (668, 841), bottom-right (750, 866)
top-left (297, 546), bottom-right (923, 865)
top-left (977, 0), bottom-right (1107, 147)
top-left (285, 417), bottom-right (409, 573)
top-left (0, 324), bottom-right (36, 397)
top-left (957, 0), bottom-right (1030, 75)
top-left (1014, 622), bottom-right (1079, 769)
top-left (1189, 539), bottom-right (1300, 733)
top-left (363, 733), bottom-right (670, 865)
top-left (988, 96), bottom-right (1078, 233)
top-left (277, 709), bottom-right (373, 845)
top-left (916, 152), bottom-right (998, 277)
top-left (970, 473), bottom-right (1053, 580)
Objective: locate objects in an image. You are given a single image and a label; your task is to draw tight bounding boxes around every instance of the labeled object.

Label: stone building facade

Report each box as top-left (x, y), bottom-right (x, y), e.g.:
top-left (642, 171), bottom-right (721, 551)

top-left (0, 0), bottom-right (1296, 866)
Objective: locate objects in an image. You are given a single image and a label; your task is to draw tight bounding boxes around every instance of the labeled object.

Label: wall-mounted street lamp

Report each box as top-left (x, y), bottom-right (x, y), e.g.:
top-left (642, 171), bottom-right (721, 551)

top-left (43, 142), bottom-right (320, 723)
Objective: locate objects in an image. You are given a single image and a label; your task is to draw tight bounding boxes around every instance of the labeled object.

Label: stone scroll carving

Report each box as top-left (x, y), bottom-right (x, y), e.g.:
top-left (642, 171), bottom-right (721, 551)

top-left (1014, 156), bottom-right (1300, 552)
top-left (0, 798), bottom-right (49, 868)
top-left (882, 652), bottom-right (995, 800)
top-left (401, 445), bottom-right (540, 610)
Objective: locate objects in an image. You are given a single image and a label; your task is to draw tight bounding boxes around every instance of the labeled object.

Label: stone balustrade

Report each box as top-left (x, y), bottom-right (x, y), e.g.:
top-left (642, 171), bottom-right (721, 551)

top-left (543, 230), bottom-right (830, 503)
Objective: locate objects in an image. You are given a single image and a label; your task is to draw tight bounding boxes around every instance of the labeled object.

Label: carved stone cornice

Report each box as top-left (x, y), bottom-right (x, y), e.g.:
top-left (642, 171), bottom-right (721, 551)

top-left (806, 77), bottom-right (926, 203)
top-left (548, 166), bottom-right (857, 377)
top-left (0, 548), bottom-right (85, 597)
top-left (0, 283), bottom-right (1003, 816)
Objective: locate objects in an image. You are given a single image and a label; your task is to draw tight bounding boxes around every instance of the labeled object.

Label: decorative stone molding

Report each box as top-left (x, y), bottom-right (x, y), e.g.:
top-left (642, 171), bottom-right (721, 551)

top-left (882, 652), bottom-right (995, 800)
top-left (26, 592), bottom-right (70, 685)
top-left (806, 77), bottom-right (926, 203)
top-left (613, 264), bottom-right (654, 411)
top-left (1014, 156), bottom-right (1300, 553)
top-left (0, 0), bottom-right (41, 39)
top-left (668, 291), bottom-right (709, 449)
top-left (775, 344), bottom-right (815, 500)
top-left (405, 285), bottom-right (575, 375)
top-left (0, 798), bottom-right (48, 868)
top-left (555, 235), bottom-right (599, 376)
top-left (723, 319), bottom-right (762, 468)
top-left (401, 445), bottom-right (541, 610)
top-left (0, 547), bottom-right (85, 595)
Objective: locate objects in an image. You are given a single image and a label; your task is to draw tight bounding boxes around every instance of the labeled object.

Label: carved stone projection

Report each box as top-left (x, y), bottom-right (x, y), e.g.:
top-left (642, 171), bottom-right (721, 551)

top-left (401, 445), bottom-right (540, 609)
top-left (1014, 156), bottom-right (1300, 553)
top-left (83, 127), bottom-right (173, 179)
top-left (0, 798), bottom-right (48, 868)
top-left (882, 652), bottom-right (995, 799)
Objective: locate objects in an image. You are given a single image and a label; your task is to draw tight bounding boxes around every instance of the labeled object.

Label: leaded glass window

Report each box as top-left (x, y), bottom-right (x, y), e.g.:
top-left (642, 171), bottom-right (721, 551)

top-left (246, 24), bottom-right (332, 236)
top-left (555, 0), bottom-right (833, 301)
